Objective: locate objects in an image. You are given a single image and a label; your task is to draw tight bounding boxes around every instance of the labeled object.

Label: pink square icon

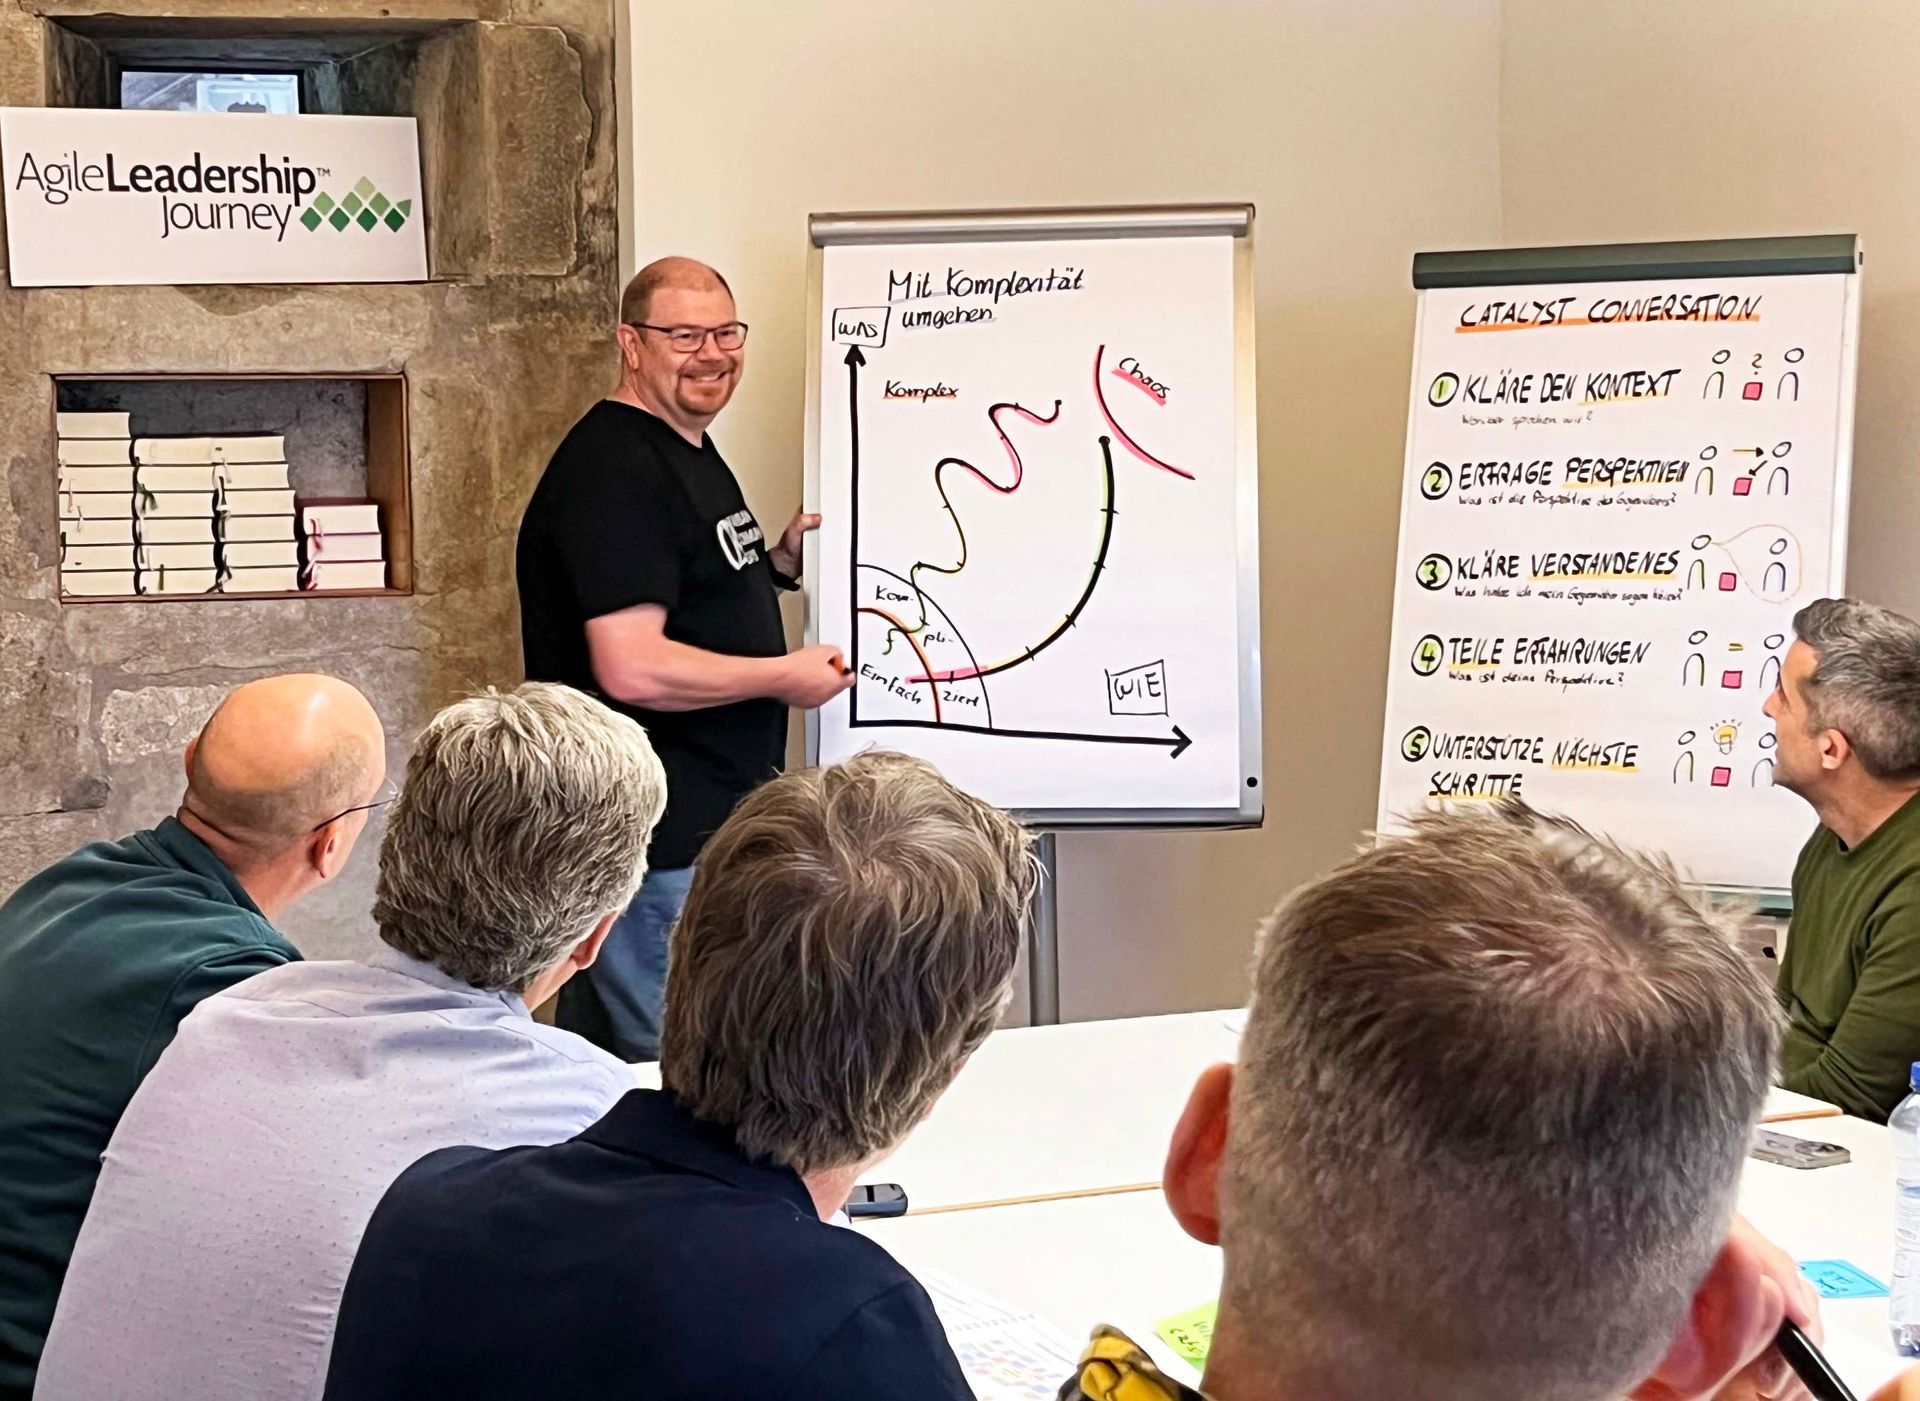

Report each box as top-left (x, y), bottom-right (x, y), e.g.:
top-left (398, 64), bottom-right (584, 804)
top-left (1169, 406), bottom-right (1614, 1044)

top-left (1732, 476), bottom-right (1754, 496)
top-left (1711, 767), bottom-right (1733, 787)
top-left (1722, 669), bottom-right (1744, 689)
top-left (1719, 572), bottom-right (1738, 591)
top-left (1743, 381), bottom-right (1763, 400)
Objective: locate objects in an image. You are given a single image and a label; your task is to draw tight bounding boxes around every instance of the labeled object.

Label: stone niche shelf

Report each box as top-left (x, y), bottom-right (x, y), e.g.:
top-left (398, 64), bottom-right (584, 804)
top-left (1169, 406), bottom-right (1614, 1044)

top-left (52, 372), bottom-right (414, 603)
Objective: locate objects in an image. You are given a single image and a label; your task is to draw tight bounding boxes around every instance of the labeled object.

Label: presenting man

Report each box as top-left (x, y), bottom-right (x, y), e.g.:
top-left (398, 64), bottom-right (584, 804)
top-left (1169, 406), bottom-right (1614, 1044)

top-left (1764, 596), bottom-right (1920, 1120)
top-left (517, 255), bottom-right (853, 1060)
top-left (0, 673), bottom-right (385, 1401)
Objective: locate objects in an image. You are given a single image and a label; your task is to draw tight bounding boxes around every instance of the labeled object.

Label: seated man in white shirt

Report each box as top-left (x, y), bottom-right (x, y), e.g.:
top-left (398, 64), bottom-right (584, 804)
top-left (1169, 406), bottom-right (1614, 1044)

top-left (34, 682), bottom-right (667, 1401)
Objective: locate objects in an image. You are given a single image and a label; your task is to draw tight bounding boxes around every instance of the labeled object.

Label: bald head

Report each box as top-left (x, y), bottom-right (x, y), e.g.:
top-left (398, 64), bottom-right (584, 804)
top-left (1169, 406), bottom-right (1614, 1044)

top-left (619, 256), bottom-right (732, 327)
top-left (185, 674), bottom-right (385, 859)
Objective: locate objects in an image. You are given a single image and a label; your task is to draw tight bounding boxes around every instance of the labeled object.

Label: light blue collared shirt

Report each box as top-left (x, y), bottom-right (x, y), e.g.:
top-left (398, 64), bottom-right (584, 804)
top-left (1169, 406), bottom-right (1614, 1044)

top-left (37, 945), bottom-right (632, 1401)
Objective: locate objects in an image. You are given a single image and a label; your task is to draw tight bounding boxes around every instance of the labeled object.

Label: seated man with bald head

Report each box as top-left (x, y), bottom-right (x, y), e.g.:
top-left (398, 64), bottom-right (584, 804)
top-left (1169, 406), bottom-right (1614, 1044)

top-left (0, 672), bottom-right (384, 1401)
top-left (35, 683), bottom-right (665, 1401)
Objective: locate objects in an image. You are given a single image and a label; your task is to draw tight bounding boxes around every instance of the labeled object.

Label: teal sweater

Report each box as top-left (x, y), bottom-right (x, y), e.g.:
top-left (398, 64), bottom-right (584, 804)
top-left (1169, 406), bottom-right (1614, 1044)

top-left (0, 818), bottom-right (299, 1398)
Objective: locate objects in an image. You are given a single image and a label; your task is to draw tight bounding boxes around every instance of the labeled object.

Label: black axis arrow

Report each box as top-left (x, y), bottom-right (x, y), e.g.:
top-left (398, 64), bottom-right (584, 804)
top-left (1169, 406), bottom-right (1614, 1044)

top-left (845, 344), bottom-right (865, 723)
top-left (851, 715), bottom-right (1191, 759)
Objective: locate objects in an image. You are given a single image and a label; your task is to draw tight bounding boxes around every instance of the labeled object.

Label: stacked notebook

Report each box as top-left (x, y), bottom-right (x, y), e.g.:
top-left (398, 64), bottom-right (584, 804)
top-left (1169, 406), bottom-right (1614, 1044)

top-left (56, 413), bottom-right (137, 596)
top-left (212, 437), bottom-right (299, 592)
top-left (59, 421), bottom-right (386, 598)
top-left (130, 437), bottom-right (220, 595)
top-left (299, 499), bottom-right (386, 591)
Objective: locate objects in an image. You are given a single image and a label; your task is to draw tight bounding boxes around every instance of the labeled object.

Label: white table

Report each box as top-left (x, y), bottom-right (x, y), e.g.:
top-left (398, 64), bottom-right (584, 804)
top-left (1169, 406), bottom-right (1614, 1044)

top-left (637, 1013), bottom-right (1833, 1212)
top-left (1738, 1113), bottom-right (1911, 1393)
top-left (867, 1118), bottom-right (1911, 1396)
top-left (862, 1187), bottom-right (1215, 1386)
top-left (632, 1011), bottom-right (1871, 1389)
top-left (1765, 1084), bottom-right (1847, 1122)
top-left (637, 1008), bottom-right (1245, 1213)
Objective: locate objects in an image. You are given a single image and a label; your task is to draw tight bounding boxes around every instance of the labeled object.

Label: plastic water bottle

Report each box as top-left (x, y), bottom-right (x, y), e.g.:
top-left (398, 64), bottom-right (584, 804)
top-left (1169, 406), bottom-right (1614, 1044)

top-left (1891, 1062), bottom-right (1920, 1354)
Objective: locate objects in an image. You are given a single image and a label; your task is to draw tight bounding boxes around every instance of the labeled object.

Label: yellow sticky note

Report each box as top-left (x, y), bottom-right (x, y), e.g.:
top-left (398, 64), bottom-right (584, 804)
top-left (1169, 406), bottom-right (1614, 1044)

top-left (1154, 1301), bottom-right (1217, 1368)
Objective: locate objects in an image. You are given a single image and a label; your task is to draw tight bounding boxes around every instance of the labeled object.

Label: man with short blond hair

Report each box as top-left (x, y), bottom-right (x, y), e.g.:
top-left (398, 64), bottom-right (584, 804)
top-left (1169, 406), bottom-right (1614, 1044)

top-left (1060, 805), bottom-right (1820, 1401)
top-left (36, 684), bottom-right (665, 1401)
top-left (0, 672), bottom-right (384, 1401)
top-left (323, 751), bottom-right (1037, 1399)
top-left (517, 255), bottom-right (855, 1061)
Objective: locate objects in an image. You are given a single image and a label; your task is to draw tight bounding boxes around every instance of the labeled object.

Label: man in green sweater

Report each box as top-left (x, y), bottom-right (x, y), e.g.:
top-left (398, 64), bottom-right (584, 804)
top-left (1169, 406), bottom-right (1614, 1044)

top-left (1766, 596), bottom-right (1920, 1121)
top-left (0, 673), bottom-right (386, 1400)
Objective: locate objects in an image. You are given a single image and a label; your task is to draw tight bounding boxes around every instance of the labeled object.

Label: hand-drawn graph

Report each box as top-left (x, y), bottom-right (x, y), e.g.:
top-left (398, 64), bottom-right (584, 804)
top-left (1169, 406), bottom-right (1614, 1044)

top-left (841, 341), bottom-right (1193, 758)
top-left (811, 223), bottom-right (1253, 820)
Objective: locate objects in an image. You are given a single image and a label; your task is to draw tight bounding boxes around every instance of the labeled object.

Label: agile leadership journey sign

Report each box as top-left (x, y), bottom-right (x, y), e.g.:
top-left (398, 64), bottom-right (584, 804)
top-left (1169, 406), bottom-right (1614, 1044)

top-left (1, 108), bottom-right (427, 287)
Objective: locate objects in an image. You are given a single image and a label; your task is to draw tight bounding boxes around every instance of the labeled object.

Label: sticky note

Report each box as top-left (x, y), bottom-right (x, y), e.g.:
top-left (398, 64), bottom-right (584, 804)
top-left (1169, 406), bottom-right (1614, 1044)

top-left (1719, 572), bottom-right (1739, 591)
top-left (1155, 1302), bottom-right (1217, 1368)
top-left (1733, 476), bottom-right (1754, 496)
top-left (1722, 670), bottom-right (1743, 689)
top-left (1799, 1260), bottom-right (1888, 1299)
top-left (1711, 766), bottom-right (1732, 787)
top-left (1744, 381), bottom-right (1764, 400)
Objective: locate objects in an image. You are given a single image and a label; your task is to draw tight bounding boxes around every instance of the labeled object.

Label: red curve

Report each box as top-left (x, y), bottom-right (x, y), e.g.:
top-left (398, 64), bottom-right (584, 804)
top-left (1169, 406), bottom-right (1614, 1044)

top-left (947, 399), bottom-right (1063, 494)
top-left (856, 606), bottom-right (943, 722)
top-left (1094, 344), bottom-right (1196, 480)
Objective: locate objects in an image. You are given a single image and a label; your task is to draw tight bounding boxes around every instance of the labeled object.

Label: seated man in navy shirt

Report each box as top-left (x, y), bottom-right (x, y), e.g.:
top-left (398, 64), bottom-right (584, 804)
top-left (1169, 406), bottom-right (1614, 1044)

top-left (323, 751), bottom-right (1037, 1400)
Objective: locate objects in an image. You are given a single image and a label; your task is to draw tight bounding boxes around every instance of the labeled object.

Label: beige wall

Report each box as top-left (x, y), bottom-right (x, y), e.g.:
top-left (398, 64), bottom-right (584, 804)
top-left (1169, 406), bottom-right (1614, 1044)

top-left (625, 0), bottom-right (1504, 1018)
top-left (1501, 0), bottom-right (1920, 620)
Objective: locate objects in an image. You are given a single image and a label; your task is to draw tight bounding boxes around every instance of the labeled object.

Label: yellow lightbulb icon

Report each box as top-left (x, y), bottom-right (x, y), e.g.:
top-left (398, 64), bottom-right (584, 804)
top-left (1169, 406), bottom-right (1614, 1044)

top-left (1713, 719), bottom-right (1740, 754)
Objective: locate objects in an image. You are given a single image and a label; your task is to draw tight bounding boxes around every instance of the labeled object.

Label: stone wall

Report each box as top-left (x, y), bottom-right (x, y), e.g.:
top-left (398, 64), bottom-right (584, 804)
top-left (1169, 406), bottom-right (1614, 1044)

top-left (0, 0), bottom-right (620, 959)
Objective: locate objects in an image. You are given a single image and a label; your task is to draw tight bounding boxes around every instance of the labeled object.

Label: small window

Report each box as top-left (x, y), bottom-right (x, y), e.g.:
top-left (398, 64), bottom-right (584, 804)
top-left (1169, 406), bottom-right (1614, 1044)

top-left (119, 71), bottom-right (302, 115)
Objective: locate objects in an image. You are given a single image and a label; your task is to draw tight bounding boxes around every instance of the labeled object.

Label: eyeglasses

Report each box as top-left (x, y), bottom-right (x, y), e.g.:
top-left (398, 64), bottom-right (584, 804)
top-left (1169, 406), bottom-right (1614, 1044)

top-left (628, 321), bottom-right (749, 353)
top-left (312, 783), bottom-right (396, 833)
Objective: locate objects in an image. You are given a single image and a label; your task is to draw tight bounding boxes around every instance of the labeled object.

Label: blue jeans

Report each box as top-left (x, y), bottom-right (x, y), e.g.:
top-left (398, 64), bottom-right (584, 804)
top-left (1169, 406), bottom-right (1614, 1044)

top-left (554, 864), bottom-right (695, 1062)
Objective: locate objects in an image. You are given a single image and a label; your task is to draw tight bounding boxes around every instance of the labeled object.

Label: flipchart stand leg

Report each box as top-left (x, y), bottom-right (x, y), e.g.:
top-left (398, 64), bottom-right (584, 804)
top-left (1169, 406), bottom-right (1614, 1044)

top-left (1028, 831), bottom-right (1061, 1026)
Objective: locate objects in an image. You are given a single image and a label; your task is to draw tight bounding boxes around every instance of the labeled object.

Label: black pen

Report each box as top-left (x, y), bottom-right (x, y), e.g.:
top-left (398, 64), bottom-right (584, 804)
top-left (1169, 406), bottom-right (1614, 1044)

top-left (1775, 1319), bottom-right (1858, 1401)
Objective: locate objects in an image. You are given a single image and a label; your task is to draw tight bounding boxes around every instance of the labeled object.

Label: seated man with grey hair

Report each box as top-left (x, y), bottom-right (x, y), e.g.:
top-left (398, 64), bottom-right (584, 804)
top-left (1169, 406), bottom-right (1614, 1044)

top-left (1059, 804), bottom-right (1821, 1401)
top-left (34, 683), bottom-right (667, 1401)
top-left (1764, 596), bottom-right (1920, 1120)
top-left (321, 750), bottom-right (1037, 1399)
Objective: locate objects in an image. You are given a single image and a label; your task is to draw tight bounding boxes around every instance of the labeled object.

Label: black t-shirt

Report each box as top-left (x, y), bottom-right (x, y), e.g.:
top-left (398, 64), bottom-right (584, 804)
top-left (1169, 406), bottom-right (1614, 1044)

top-left (516, 400), bottom-right (788, 869)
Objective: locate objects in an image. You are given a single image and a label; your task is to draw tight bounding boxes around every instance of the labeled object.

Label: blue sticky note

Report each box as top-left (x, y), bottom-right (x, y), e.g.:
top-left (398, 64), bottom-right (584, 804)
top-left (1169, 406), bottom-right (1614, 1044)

top-left (1799, 1259), bottom-right (1889, 1299)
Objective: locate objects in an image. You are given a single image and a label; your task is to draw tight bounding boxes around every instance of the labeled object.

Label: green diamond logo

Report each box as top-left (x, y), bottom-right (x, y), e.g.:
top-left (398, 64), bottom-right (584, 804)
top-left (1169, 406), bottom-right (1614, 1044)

top-left (308, 183), bottom-right (412, 232)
